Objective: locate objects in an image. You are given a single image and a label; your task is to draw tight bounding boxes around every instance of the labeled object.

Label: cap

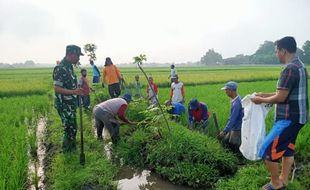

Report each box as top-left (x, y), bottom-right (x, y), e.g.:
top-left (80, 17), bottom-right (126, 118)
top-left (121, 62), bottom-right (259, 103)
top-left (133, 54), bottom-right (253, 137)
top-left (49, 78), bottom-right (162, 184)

top-left (221, 81), bottom-right (238, 91)
top-left (189, 98), bottom-right (199, 110)
top-left (66, 45), bottom-right (84, 56)
top-left (122, 93), bottom-right (132, 103)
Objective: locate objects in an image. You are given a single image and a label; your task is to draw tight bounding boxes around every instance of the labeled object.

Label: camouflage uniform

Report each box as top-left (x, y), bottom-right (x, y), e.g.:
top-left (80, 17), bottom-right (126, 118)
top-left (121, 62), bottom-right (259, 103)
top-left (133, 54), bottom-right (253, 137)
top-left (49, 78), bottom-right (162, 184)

top-left (53, 58), bottom-right (78, 152)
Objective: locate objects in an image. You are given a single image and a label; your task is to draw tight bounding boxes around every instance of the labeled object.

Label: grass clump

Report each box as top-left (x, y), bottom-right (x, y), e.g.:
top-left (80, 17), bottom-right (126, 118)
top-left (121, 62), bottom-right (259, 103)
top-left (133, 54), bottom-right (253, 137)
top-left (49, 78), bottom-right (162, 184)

top-left (115, 101), bottom-right (238, 188)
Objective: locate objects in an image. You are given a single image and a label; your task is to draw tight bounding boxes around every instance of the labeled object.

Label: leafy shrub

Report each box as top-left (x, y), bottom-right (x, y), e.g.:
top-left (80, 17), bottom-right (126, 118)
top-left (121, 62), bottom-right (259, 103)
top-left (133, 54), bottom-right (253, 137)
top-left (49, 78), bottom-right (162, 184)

top-left (216, 163), bottom-right (307, 190)
top-left (115, 101), bottom-right (238, 188)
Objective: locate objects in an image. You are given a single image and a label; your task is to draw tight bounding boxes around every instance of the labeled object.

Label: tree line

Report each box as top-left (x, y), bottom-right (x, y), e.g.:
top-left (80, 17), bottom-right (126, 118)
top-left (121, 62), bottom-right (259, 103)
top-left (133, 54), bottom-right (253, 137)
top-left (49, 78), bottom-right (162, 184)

top-left (201, 40), bottom-right (310, 65)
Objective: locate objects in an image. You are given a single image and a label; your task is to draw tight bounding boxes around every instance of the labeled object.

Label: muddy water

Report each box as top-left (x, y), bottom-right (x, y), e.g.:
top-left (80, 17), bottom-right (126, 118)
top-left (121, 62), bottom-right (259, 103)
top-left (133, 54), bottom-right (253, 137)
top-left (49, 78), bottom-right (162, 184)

top-left (116, 166), bottom-right (194, 190)
top-left (100, 125), bottom-right (195, 190)
top-left (28, 118), bottom-right (46, 190)
top-left (101, 134), bottom-right (194, 190)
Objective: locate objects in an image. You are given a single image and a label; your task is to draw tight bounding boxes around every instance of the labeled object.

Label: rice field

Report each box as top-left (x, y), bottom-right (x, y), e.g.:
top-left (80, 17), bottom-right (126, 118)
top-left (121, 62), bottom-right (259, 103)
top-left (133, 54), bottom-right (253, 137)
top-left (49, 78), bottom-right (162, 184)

top-left (0, 65), bottom-right (309, 190)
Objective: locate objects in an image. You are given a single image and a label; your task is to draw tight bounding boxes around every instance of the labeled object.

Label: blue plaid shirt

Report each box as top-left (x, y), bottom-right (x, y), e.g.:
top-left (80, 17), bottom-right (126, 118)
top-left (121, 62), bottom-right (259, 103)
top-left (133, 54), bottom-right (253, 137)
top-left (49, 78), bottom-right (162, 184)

top-left (276, 57), bottom-right (309, 124)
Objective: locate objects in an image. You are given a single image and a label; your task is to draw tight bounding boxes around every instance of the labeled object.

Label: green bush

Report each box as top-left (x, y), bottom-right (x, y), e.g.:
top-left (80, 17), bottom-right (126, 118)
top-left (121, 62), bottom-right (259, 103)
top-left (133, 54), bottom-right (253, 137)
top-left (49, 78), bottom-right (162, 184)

top-left (216, 163), bottom-right (307, 190)
top-left (147, 125), bottom-right (237, 188)
top-left (115, 101), bottom-right (238, 188)
top-left (296, 164), bottom-right (310, 190)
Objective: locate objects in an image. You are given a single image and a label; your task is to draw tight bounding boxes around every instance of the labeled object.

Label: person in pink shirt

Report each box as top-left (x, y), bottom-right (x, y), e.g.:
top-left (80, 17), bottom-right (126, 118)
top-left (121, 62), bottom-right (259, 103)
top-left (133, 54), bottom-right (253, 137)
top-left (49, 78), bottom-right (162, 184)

top-left (146, 76), bottom-right (158, 106)
top-left (92, 93), bottom-right (135, 143)
top-left (79, 68), bottom-right (92, 109)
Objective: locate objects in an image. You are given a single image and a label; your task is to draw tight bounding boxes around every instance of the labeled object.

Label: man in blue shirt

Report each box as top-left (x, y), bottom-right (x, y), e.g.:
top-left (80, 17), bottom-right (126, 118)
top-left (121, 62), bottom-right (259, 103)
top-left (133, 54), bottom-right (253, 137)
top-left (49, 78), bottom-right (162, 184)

top-left (90, 60), bottom-right (101, 84)
top-left (218, 81), bottom-right (244, 152)
top-left (165, 100), bottom-right (186, 122)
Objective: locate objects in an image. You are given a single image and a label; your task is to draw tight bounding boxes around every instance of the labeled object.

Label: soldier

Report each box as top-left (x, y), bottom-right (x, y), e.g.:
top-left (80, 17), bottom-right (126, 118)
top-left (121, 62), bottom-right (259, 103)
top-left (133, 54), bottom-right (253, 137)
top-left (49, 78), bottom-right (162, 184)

top-left (53, 45), bottom-right (84, 152)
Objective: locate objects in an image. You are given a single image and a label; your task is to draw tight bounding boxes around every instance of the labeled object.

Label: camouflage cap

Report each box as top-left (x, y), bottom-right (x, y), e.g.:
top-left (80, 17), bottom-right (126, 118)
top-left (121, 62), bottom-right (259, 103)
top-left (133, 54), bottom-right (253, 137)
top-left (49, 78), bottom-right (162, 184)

top-left (66, 45), bottom-right (84, 56)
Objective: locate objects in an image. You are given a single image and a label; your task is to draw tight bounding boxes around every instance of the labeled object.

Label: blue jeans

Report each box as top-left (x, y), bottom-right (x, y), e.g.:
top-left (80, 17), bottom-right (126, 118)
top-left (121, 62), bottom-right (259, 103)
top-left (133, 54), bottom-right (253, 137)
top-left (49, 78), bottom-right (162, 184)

top-left (81, 95), bottom-right (90, 108)
top-left (93, 76), bottom-right (100, 83)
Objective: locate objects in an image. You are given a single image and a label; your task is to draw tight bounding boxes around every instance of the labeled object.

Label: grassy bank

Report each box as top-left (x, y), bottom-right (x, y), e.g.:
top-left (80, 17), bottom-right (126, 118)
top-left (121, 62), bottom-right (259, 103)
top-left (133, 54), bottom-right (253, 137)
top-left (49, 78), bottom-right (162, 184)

top-left (44, 96), bottom-right (116, 190)
top-left (114, 101), bottom-right (238, 188)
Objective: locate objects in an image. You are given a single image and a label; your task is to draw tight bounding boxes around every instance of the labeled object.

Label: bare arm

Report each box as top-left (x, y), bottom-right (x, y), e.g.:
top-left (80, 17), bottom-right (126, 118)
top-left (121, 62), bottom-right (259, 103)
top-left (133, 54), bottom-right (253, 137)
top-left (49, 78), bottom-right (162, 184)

top-left (255, 92), bottom-right (276, 98)
top-left (251, 89), bottom-right (289, 104)
top-left (54, 85), bottom-right (84, 95)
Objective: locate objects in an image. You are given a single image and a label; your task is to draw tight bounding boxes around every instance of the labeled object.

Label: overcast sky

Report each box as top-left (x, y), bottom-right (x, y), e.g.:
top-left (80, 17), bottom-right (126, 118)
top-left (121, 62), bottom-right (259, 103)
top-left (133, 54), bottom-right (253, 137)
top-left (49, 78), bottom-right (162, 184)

top-left (0, 0), bottom-right (309, 65)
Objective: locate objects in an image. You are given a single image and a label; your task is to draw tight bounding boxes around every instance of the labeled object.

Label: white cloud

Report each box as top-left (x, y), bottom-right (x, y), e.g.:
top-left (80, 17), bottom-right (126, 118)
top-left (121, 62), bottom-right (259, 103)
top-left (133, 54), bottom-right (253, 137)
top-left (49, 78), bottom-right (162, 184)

top-left (0, 0), bottom-right (309, 64)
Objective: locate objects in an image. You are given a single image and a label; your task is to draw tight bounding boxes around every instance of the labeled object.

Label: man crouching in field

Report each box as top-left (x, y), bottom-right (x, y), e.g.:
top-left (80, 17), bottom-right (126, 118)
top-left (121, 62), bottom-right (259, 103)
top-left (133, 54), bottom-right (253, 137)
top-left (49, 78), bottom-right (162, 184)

top-left (93, 93), bottom-right (136, 144)
top-left (251, 36), bottom-right (308, 190)
top-left (218, 81), bottom-right (243, 154)
top-left (53, 45), bottom-right (84, 152)
top-left (188, 98), bottom-right (209, 133)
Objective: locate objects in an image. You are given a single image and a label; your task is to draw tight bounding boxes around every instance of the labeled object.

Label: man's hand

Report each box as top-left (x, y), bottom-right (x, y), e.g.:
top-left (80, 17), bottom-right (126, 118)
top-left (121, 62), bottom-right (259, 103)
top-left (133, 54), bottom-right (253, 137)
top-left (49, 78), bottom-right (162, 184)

top-left (188, 122), bottom-right (194, 130)
top-left (251, 96), bottom-right (264, 104)
top-left (217, 131), bottom-right (226, 140)
top-left (181, 98), bottom-right (185, 104)
top-left (255, 93), bottom-right (264, 97)
top-left (128, 121), bottom-right (138, 125)
top-left (119, 121), bottom-right (137, 126)
top-left (73, 88), bottom-right (84, 96)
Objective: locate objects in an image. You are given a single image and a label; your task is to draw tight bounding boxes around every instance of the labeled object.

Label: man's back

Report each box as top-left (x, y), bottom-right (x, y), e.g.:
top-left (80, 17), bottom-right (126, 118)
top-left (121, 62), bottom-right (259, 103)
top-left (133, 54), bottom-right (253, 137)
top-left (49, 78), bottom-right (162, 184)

top-left (97, 98), bottom-right (127, 116)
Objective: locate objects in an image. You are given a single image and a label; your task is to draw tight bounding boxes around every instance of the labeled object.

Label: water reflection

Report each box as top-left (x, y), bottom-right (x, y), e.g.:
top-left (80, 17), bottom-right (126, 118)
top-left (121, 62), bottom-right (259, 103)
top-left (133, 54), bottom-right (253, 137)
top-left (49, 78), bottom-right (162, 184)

top-left (116, 167), bottom-right (193, 190)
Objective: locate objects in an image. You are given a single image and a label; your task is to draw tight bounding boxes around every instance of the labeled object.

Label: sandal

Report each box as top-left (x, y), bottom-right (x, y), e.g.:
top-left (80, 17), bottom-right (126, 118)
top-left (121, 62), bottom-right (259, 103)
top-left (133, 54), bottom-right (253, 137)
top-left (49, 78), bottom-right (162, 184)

top-left (262, 183), bottom-right (285, 190)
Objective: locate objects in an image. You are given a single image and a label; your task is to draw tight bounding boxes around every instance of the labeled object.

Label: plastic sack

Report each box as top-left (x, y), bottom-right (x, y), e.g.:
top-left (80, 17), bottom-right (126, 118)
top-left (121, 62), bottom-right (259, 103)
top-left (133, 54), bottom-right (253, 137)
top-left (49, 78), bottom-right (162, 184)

top-left (239, 93), bottom-right (272, 160)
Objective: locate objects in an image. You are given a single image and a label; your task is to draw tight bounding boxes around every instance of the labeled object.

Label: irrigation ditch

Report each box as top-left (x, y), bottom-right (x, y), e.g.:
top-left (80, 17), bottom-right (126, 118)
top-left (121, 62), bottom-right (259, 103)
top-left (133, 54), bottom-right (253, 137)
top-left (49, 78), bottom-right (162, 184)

top-left (28, 118), bottom-right (47, 190)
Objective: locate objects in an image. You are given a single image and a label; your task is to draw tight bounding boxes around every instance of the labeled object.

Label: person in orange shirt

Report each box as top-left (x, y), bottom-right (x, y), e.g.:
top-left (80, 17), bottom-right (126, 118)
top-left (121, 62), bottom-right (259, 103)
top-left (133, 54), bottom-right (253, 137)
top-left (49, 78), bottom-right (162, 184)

top-left (102, 57), bottom-right (123, 98)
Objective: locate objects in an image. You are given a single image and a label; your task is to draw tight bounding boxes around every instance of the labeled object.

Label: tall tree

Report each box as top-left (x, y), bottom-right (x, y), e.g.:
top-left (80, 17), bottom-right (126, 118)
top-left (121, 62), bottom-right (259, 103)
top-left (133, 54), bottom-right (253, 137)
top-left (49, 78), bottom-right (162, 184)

top-left (302, 40), bottom-right (310, 64)
top-left (224, 54), bottom-right (250, 65)
top-left (250, 41), bottom-right (278, 64)
top-left (200, 49), bottom-right (223, 65)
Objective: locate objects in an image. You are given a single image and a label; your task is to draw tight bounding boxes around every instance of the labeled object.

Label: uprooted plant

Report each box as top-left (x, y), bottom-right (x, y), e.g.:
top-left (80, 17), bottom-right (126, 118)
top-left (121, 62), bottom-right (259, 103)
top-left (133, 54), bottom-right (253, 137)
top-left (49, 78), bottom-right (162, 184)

top-left (133, 54), bottom-right (171, 134)
top-left (84, 43), bottom-right (97, 61)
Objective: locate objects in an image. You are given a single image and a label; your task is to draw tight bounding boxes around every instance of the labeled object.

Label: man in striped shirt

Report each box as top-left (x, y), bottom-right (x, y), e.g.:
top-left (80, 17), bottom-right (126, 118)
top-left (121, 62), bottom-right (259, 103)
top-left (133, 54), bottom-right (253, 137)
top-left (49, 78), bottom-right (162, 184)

top-left (252, 36), bottom-right (308, 190)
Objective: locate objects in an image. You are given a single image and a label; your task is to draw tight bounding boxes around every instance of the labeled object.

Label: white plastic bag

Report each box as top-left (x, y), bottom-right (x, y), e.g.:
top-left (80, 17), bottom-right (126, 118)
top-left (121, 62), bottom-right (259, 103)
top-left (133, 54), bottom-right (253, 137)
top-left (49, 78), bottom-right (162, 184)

top-left (239, 93), bottom-right (272, 160)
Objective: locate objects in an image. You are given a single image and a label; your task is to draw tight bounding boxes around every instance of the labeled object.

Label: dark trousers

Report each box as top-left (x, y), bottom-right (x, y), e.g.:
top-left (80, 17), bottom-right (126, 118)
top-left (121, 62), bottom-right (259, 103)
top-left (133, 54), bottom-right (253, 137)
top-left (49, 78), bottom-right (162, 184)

top-left (93, 76), bottom-right (100, 83)
top-left (108, 83), bottom-right (121, 98)
top-left (224, 130), bottom-right (241, 153)
top-left (93, 106), bottom-right (120, 143)
top-left (81, 95), bottom-right (90, 108)
top-left (56, 105), bottom-right (77, 152)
